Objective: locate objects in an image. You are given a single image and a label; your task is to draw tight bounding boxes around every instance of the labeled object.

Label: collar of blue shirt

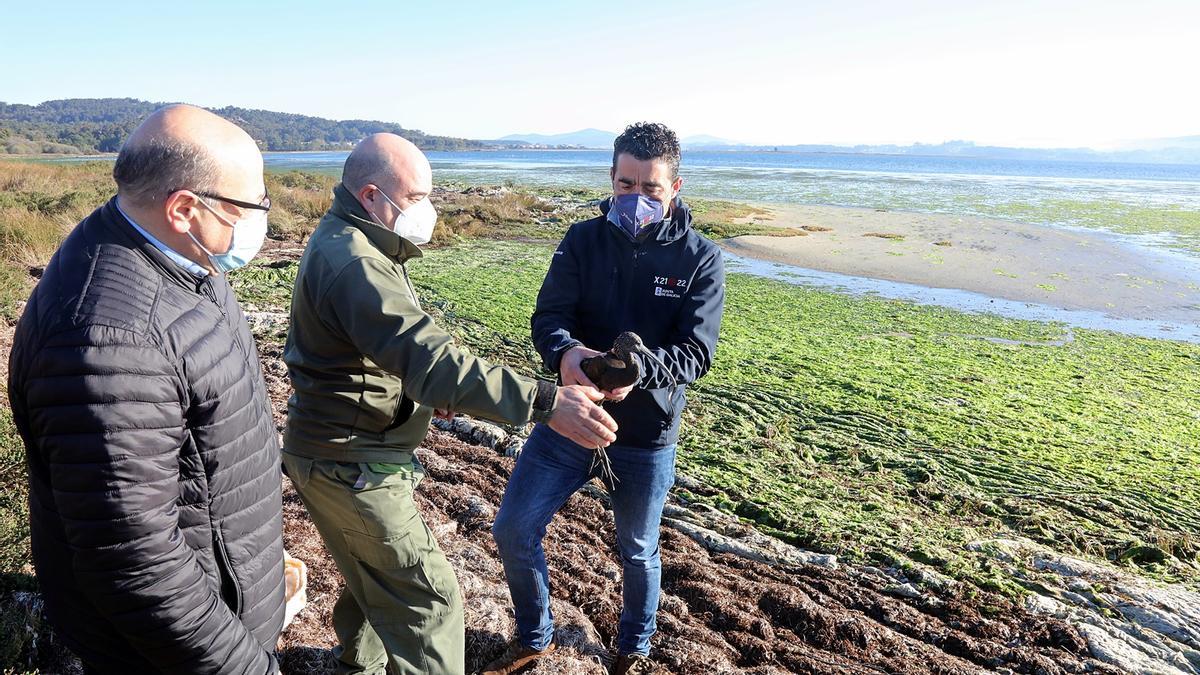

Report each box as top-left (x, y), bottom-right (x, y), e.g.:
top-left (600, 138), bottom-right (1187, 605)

top-left (116, 200), bottom-right (210, 278)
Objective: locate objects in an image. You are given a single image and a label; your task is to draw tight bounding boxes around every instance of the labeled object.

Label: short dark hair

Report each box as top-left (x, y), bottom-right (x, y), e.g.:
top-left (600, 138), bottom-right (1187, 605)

top-left (113, 139), bottom-right (220, 205)
top-left (341, 150), bottom-right (395, 195)
top-left (612, 122), bottom-right (681, 179)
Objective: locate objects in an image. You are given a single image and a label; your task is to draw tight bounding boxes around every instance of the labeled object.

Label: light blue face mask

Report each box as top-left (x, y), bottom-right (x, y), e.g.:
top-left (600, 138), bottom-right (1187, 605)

top-left (607, 193), bottom-right (666, 237)
top-left (189, 199), bottom-right (269, 273)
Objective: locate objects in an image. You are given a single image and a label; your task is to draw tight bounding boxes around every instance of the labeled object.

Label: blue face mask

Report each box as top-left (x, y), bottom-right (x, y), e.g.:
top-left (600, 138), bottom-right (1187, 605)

top-left (189, 199), bottom-right (269, 273)
top-left (607, 194), bottom-right (665, 237)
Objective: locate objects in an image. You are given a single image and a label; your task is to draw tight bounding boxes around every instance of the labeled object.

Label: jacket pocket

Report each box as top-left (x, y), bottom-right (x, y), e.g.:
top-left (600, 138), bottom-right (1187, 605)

top-left (384, 393), bottom-right (416, 432)
top-left (281, 453), bottom-right (314, 490)
top-left (341, 524), bottom-right (427, 570)
top-left (340, 522), bottom-right (457, 616)
top-left (213, 528), bottom-right (243, 615)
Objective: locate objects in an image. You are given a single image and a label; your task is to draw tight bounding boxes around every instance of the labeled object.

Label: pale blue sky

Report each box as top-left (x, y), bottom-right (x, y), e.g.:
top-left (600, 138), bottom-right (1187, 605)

top-left (2, 0), bottom-right (1196, 147)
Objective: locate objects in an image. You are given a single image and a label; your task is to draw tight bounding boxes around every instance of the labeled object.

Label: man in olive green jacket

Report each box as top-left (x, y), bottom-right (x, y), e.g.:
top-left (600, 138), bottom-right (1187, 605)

top-left (282, 133), bottom-right (618, 675)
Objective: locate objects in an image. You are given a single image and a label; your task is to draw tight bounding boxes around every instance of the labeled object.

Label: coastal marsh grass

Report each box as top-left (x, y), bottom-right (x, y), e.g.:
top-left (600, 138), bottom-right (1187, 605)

top-left (433, 188), bottom-right (565, 243)
top-left (0, 162), bottom-right (114, 323)
top-left (265, 171), bottom-right (336, 241)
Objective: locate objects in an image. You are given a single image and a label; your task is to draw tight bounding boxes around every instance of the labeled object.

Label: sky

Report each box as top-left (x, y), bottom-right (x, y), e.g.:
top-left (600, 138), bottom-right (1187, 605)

top-left (2, 0), bottom-right (1197, 148)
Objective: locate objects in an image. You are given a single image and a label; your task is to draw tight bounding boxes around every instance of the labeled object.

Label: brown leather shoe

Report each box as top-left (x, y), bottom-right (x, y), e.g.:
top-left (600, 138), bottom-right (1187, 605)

top-left (613, 653), bottom-right (661, 675)
top-left (480, 640), bottom-right (557, 675)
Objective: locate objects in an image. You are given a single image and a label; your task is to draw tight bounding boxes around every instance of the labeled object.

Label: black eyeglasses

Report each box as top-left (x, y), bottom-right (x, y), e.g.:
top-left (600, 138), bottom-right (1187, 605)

top-left (174, 188), bottom-right (271, 212)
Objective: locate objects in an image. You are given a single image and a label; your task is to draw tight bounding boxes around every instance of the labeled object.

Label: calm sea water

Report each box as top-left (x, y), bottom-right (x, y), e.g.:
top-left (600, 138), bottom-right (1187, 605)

top-left (264, 149), bottom-right (1200, 182)
top-left (263, 149), bottom-right (1200, 253)
top-left (261, 150), bottom-right (1200, 340)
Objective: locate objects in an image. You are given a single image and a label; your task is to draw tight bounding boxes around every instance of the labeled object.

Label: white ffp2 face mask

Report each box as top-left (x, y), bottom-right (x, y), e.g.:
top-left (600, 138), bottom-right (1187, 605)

top-left (373, 189), bottom-right (438, 246)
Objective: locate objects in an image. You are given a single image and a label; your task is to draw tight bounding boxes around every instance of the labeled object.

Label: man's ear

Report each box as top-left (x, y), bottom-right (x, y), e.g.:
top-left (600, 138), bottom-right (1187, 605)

top-left (164, 191), bottom-right (198, 234)
top-left (671, 176), bottom-right (684, 200)
top-left (357, 184), bottom-right (376, 205)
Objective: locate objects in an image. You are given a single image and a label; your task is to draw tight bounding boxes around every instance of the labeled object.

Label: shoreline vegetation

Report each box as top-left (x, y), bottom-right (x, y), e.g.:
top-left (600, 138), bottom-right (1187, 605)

top-left (1, 161), bottom-right (1198, 671)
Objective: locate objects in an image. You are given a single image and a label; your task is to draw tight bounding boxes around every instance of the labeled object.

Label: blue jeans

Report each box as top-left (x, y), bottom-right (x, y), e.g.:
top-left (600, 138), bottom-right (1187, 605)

top-left (491, 424), bottom-right (676, 656)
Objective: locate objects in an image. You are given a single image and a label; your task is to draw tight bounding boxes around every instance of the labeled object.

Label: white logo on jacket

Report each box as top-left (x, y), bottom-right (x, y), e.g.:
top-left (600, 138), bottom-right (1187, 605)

top-left (652, 274), bottom-right (686, 298)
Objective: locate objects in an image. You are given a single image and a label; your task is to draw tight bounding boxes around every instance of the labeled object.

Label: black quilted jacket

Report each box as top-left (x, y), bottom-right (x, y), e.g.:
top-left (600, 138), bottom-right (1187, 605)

top-left (8, 198), bottom-right (285, 674)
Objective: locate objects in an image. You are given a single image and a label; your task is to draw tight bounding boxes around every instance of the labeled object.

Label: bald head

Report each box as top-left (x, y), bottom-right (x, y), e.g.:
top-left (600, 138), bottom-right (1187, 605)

top-left (342, 133), bottom-right (431, 198)
top-left (114, 104), bottom-right (263, 207)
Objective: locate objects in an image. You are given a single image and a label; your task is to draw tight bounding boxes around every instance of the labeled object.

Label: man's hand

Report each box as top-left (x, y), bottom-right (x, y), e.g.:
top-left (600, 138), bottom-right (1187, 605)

top-left (563, 345), bottom-right (636, 401)
top-left (604, 384), bottom-right (634, 402)
top-left (433, 408), bottom-right (455, 421)
top-left (560, 345), bottom-right (603, 389)
top-left (547, 384), bottom-right (618, 448)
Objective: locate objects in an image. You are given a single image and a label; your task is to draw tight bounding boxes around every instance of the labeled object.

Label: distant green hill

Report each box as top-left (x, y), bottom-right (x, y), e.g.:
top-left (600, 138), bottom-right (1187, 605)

top-left (0, 98), bottom-right (484, 154)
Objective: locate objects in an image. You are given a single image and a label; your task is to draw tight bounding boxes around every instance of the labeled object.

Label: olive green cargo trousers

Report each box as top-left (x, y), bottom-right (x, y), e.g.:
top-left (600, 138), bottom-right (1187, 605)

top-left (282, 453), bottom-right (464, 675)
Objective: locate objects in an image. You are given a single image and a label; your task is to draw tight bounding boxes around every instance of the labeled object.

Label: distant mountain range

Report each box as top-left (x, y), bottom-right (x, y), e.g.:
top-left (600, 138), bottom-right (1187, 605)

top-left (492, 129), bottom-right (1200, 163)
top-left (678, 138), bottom-right (1200, 164)
top-left (494, 129), bottom-right (741, 150)
top-left (681, 134), bottom-right (741, 147)
top-left (1114, 135), bottom-right (1200, 152)
top-left (496, 128), bottom-right (616, 148)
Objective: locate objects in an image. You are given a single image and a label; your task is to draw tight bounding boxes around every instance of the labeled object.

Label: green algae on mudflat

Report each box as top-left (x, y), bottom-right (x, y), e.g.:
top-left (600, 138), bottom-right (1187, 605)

top-left (225, 234), bottom-right (1200, 591)
top-left (398, 240), bottom-right (1200, 587)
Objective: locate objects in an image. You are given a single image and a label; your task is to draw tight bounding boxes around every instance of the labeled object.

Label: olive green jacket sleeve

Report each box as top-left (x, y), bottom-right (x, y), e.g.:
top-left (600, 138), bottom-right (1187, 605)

top-left (318, 254), bottom-right (542, 425)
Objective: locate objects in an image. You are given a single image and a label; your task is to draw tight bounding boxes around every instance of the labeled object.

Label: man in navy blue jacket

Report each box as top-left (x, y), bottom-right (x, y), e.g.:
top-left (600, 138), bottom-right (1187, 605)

top-left (486, 123), bottom-right (725, 675)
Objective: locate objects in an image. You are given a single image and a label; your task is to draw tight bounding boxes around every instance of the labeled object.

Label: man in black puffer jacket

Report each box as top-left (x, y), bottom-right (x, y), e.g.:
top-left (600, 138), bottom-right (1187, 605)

top-left (8, 105), bottom-right (285, 674)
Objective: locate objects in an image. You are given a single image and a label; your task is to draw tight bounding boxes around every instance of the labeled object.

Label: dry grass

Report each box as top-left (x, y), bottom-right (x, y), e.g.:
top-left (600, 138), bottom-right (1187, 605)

top-left (265, 172), bottom-right (337, 243)
top-left (264, 177), bottom-right (567, 247)
top-left (0, 208), bottom-right (76, 269)
top-left (0, 163), bottom-right (340, 267)
top-left (436, 190), bottom-right (544, 229)
top-left (0, 162), bottom-right (115, 322)
top-left (2, 139), bottom-right (84, 155)
top-left (863, 232), bottom-right (905, 240)
top-left (0, 160), bottom-right (114, 198)
top-left (430, 188), bottom-right (561, 244)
